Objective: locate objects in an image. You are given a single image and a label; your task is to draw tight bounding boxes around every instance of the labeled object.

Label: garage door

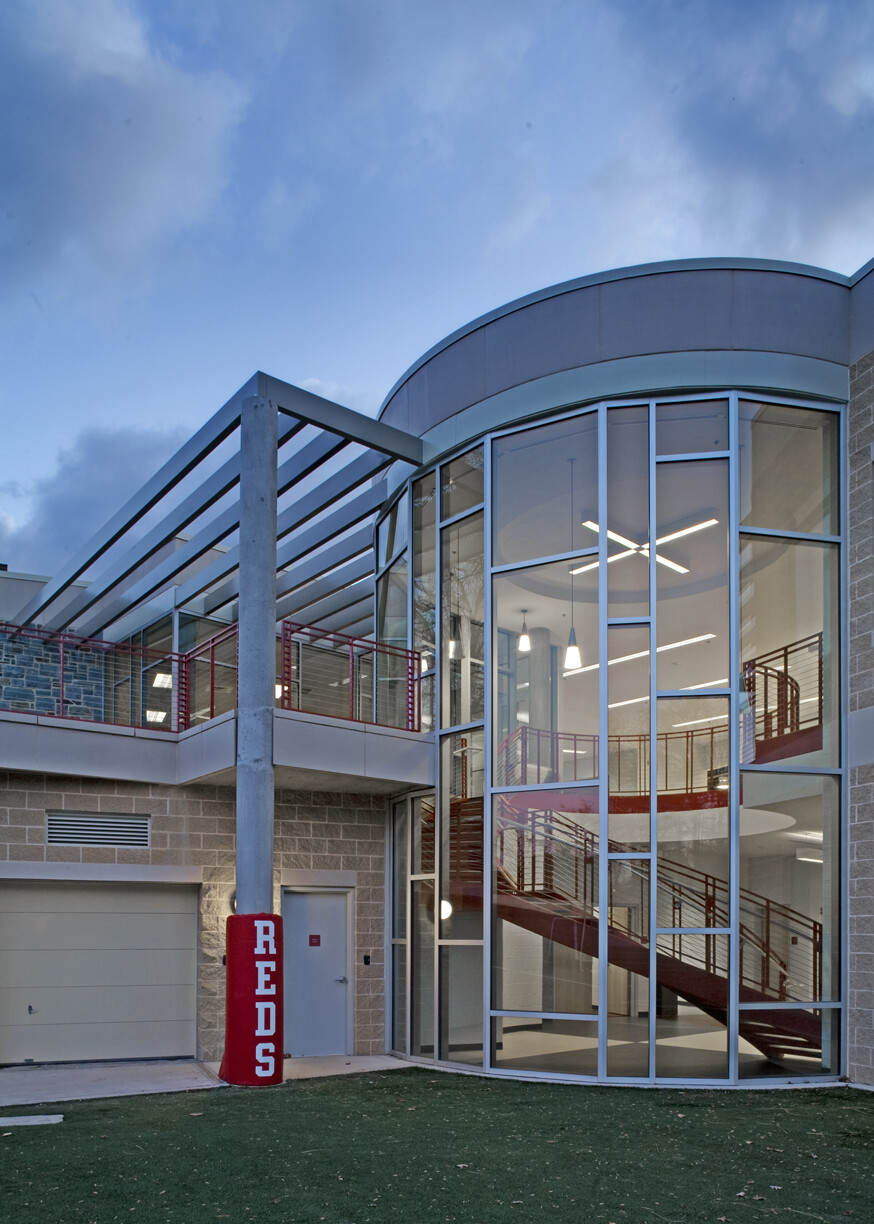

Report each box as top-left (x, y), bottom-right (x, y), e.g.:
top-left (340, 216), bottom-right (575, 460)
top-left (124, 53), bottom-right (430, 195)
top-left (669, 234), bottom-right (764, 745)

top-left (0, 881), bottom-right (198, 1064)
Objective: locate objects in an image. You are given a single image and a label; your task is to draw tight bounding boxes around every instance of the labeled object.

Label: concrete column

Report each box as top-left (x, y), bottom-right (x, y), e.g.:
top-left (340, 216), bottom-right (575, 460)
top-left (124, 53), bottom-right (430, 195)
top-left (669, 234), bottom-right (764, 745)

top-left (235, 396), bottom-right (278, 915)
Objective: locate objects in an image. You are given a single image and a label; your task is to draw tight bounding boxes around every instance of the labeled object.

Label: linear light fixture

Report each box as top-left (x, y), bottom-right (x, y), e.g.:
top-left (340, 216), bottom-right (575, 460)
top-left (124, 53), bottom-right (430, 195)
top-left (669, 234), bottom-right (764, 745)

top-left (672, 713), bottom-right (729, 728)
top-left (577, 516), bottom-right (719, 576)
top-left (607, 695), bottom-right (650, 709)
top-left (682, 678), bottom-right (729, 690)
top-left (564, 633), bottom-right (716, 677)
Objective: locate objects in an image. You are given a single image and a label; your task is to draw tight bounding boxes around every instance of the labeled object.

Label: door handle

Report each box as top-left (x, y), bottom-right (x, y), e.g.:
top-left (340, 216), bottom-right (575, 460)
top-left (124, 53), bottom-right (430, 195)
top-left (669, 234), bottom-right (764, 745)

top-left (334, 976), bottom-right (347, 983)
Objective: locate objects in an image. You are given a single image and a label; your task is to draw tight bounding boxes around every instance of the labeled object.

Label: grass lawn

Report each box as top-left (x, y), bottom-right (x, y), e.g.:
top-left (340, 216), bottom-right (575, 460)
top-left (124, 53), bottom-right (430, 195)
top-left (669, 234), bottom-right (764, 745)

top-left (1, 1069), bottom-right (872, 1223)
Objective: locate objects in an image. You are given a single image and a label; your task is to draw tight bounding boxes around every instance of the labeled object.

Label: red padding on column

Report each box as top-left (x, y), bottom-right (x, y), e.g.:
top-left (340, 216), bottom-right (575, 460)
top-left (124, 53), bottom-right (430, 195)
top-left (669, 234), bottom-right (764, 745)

top-left (219, 913), bottom-right (284, 1086)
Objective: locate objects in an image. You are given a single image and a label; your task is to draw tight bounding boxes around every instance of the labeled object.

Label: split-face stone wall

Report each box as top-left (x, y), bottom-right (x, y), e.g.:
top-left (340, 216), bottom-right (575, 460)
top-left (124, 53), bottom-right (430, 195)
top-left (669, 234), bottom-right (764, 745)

top-left (848, 348), bottom-right (874, 1086)
top-left (0, 771), bottom-right (387, 1063)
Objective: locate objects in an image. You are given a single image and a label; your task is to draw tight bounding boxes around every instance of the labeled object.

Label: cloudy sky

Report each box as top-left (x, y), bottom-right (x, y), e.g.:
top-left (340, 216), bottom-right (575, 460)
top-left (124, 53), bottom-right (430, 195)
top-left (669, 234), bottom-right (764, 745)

top-left (3, 0), bottom-right (874, 575)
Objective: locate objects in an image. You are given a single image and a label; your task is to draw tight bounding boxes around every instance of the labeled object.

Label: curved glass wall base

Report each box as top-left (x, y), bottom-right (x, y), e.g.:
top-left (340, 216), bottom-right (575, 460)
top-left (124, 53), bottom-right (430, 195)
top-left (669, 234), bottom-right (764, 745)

top-left (386, 392), bottom-right (843, 1087)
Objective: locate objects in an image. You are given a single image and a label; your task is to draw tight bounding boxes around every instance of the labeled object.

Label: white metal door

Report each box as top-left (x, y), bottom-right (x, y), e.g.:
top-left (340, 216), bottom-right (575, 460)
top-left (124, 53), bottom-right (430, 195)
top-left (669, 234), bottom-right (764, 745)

top-left (283, 890), bottom-right (350, 1057)
top-left (0, 881), bottom-right (197, 1063)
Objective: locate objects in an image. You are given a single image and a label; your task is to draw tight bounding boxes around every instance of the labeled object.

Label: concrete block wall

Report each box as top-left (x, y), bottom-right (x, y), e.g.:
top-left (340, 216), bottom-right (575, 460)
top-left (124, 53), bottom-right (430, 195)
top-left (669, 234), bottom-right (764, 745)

top-left (0, 771), bottom-right (387, 1063)
top-left (848, 348), bottom-right (874, 1085)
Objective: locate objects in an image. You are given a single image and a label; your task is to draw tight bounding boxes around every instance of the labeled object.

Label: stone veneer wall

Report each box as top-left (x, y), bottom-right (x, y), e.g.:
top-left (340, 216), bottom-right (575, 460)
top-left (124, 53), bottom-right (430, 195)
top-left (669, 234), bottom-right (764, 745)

top-left (848, 348), bottom-right (874, 1086)
top-left (0, 771), bottom-right (387, 1063)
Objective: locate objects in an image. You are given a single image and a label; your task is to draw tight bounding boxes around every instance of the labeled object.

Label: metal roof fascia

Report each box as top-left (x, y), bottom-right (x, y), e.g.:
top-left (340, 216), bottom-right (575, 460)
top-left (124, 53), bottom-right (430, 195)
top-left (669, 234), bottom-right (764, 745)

top-left (259, 372), bottom-right (425, 465)
top-left (376, 257), bottom-right (854, 416)
top-left (17, 376), bottom-right (258, 626)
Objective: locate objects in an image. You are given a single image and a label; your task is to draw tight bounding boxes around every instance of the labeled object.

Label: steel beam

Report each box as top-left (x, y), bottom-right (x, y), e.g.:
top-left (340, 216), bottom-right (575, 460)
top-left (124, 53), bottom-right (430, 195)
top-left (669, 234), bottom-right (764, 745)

top-left (18, 376), bottom-right (258, 627)
top-left (258, 372), bottom-right (425, 465)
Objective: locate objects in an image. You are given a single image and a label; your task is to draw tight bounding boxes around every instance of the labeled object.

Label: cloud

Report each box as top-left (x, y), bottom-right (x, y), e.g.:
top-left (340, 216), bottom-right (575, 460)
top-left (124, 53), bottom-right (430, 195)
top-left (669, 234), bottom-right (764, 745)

top-left (593, 0), bottom-right (874, 271)
top-left (0, 424), bottom-right (187, 577)
top-left (0, 0), bottom-right (246, 306)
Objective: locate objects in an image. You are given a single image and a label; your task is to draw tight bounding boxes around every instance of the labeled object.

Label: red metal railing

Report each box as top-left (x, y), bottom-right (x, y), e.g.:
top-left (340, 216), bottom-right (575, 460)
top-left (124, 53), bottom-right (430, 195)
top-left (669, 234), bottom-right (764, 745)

top-left (180, 620), bottom-right (421, 732)
top-left (0, 621), bottom-right (183, 732)
top-left (497, 723), bottom-right (729, 793)
top-left (743, 632), bottom-right (823, 748)
top-left (490, 800), bottom-right (823, 1003)
top-left (281, 621), bottom-right (421, 731)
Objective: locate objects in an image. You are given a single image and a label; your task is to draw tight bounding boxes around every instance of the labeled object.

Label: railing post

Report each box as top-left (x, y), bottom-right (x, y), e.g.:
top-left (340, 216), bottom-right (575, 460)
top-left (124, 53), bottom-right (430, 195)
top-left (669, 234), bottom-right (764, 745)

top-left (58, 639), bottom-right (65, 720)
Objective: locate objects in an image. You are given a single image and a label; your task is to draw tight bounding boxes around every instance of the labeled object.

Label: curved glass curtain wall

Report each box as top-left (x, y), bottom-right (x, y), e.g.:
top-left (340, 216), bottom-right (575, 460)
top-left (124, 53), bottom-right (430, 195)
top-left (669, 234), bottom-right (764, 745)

top-left (382, 393), bottom-right (842, 1084)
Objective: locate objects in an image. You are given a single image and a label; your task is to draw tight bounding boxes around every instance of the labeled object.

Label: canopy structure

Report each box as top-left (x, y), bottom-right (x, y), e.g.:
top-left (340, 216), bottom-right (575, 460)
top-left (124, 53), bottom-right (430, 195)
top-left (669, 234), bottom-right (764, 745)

top-left (15, 372), bottom-right (427, 642)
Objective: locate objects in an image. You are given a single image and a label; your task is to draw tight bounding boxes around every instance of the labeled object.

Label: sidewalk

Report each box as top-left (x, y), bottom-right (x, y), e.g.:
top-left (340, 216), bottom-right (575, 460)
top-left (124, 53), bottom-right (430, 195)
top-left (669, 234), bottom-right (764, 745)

top-left (0, 1054), bottom-right (410, 1108)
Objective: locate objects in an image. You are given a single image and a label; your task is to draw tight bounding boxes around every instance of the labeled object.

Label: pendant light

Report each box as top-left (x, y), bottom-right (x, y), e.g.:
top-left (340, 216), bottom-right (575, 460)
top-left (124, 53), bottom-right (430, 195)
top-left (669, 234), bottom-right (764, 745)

top-left (518, 610), bottom-right (531, 653)
top-left (564, 457), bottom-right (581, 670)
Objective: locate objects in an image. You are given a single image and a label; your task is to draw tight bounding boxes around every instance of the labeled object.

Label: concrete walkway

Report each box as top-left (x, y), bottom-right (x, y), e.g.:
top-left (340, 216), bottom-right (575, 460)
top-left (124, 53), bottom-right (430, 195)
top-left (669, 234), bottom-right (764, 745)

top-left (0, 1054), bottom-right (411, 1107)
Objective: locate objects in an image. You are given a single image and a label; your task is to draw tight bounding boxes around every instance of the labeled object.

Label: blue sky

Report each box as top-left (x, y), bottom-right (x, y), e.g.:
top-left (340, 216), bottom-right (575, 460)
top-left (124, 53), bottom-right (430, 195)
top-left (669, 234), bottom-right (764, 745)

top-left (2, 0), bottom-right (874, 575)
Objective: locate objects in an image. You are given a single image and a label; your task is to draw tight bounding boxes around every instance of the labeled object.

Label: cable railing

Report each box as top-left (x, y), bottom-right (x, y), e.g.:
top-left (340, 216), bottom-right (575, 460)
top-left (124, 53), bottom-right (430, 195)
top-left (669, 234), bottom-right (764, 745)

top-left (488, 802), bottom-right (822, 1003)
top-left (497, 723), bottom-right (730, 794)
top-left (0, 618), bottom-right (421, 734)
top-left (180, 620), bottom-right (421, 732)
top-left (0, 621), bottom-right (183, 732)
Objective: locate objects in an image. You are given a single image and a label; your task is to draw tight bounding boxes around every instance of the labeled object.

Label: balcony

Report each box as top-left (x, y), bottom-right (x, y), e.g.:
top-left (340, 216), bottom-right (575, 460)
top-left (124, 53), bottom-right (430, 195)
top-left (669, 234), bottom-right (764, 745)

top-left (0, 620), bottom-right (422, 736)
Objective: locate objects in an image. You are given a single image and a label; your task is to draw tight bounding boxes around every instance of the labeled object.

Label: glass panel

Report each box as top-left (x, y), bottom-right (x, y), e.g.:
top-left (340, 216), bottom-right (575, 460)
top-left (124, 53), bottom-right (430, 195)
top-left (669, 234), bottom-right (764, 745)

top-left (492, 413), bottom-right (598, 567)
top-left (178, 613), bottom-right (227, 652)
top-left (739, 772), bottom-right (839, 1005)
top-left (738, 1007), bottom-right (840, 1078)
top-left (656, 399), bottom-right (728, 455)
top-left (441, 446), bottom-right (484, 520)
top-left (420, 673), bottom-right (434, 733)
top-left (391, 943), bottom-right (407, 1053)
top-left (493, 790), bottom-right (599, 1013)
top-left (655, 934), bottom-right (729, 1079)
top-left (411, 880), bottom-right (435, 1057)
top-left (392, 801), bottom-right (408, 938)
top-left (375, 557), bottom-right (409, 728)
top-left (607, 406), bottom-right (649, 619)
top-left (606, 858), bottom-right (650, 1077)
top-left (410, 795), bottom-right (436, 876)
top-left (492, 1017), bottom-right (599, 1075)
top-left (377, 558), bottom-right (407, 649)
top-left (608, 625), bottom-right (650, 850)
top-left (739, 401), bottom-right (838, 536)
top-left (740, 536), bottom-right (838, 768)
top-left (439, 946), bottom-right (484, 1065)
top-left (656, 697), bottom-right (730, 890)
top-left (441, 512), bottom-right (484, 728)
top-left (377, 491), bottom-right (408, 569)
top-left (441, 731), bottom-right (484, 939)
top-left (656, 459), bottom-right (729, 691)
top-left (412, 473), bottom-right (437, 668)
top-left (493, 561), bottom-right (599, 786)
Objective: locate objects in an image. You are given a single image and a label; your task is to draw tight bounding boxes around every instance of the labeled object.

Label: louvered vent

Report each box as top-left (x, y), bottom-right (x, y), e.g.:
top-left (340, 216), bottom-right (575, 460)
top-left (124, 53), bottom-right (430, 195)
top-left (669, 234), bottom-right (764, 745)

top-left (46, 812), bottom-right (151, 847)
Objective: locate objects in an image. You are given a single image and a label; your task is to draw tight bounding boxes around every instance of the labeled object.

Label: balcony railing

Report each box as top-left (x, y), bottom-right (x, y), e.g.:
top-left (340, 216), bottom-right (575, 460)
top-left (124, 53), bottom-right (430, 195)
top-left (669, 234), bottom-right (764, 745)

top-left (0, 622), bottom-right (183, 732)
top-left (0, 618), bottom-right (422, 735)
top-left (178, 621), bottom-right (421, 732)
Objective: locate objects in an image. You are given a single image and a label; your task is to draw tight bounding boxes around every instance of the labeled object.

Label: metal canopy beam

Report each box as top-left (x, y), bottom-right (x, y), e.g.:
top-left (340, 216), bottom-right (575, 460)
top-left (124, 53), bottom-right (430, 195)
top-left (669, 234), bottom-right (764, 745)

top-left (275, 525), bottom-right (372, 600)
top-left (66, 429), bottom-right (350, 638)
top-left (197, 480), bottom-right (385, 618)
top-left (18, 376), bottom-right (259, 627)
top-left (285, 577), bottom-right (372, 627)
top-left (274, 554), bottom-right (373, 623)
top-left (258, 372), bottom-right (425, 466)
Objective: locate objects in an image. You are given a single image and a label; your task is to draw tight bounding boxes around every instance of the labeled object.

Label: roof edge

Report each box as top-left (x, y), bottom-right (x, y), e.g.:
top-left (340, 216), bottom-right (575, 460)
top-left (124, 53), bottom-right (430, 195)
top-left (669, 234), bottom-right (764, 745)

top-left (378, 255), bottom-right (856, 418)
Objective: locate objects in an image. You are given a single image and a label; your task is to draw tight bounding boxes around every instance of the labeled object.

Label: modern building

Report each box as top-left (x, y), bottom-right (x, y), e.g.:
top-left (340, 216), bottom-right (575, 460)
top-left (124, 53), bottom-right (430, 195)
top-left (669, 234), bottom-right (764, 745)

top-left (1, 254), bottom-right (873, 1087)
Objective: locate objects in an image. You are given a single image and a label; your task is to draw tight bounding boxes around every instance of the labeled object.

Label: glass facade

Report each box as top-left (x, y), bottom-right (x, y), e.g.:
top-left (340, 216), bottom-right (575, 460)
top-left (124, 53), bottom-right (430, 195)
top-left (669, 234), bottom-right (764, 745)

top-left (383, 392), bottom-right (843, 1085)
